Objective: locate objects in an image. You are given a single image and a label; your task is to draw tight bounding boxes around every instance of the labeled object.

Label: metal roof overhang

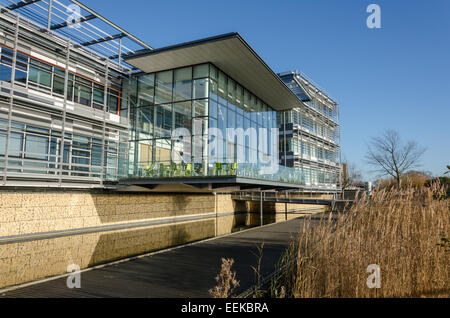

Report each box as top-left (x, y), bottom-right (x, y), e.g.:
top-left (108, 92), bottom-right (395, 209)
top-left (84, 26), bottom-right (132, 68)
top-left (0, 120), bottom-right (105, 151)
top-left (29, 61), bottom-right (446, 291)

top-left (124, 33), bottom-right (304, 111)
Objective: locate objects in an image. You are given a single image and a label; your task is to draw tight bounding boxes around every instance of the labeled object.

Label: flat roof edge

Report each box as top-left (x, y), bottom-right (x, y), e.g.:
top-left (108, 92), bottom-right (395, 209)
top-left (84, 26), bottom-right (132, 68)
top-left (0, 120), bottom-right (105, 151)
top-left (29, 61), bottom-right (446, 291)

top-left (124, 32), bottom-right (240, 60)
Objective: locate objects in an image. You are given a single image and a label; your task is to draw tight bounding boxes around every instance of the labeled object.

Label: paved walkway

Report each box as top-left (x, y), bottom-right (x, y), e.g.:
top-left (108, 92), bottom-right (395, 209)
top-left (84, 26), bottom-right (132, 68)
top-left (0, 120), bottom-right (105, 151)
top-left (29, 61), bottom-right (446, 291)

top-left (0, 216), bottom-right (322, 298)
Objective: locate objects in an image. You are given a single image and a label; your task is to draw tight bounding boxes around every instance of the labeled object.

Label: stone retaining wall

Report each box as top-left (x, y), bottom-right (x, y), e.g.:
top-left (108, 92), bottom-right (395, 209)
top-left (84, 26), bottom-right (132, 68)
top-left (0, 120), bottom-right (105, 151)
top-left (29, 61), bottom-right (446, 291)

top-left (0, 190), bottom-right (327, 289)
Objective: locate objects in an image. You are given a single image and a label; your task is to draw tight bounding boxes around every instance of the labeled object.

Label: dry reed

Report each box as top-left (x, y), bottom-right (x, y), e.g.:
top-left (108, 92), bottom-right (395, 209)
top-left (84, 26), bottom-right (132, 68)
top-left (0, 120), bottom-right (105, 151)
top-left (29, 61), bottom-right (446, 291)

top-left (269, 182), bottom-right (449, 298)
top-left (209, 258), bottom-right (240, 298)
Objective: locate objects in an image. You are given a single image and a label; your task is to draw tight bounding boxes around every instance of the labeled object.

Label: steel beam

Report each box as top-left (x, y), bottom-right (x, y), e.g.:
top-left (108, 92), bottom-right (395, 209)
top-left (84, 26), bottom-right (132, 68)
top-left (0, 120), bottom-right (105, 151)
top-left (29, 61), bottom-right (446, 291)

top-left (2, 0), bottom-right (41, 12)
top-left (70, 0), bottom-right (153, 50)
top-left (46, 0), bottom-right (52, 30)
top-left (79, 32), bottom-right (126, 47)
top-left (50, 14), bottom-right (96, 30)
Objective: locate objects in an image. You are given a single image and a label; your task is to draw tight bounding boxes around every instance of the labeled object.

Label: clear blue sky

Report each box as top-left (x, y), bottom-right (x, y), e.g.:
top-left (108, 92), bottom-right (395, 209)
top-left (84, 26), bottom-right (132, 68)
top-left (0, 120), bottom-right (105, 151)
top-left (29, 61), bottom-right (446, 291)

top-left (88, 0), bottom-right (450, 179)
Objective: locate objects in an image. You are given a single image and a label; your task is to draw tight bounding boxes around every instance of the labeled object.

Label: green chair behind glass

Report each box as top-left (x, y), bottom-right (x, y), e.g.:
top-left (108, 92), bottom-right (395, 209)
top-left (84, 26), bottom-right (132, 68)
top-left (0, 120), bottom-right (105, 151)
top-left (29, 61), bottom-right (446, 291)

top-left (215, 162), bottom-right (223, 176)
top-left (145, 163), bottom-right (155, 177)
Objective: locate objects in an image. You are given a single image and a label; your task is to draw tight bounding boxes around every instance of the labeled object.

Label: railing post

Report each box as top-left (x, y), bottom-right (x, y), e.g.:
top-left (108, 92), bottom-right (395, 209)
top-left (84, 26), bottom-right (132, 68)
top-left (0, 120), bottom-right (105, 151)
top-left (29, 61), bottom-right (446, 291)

top-left (260, 191), bottom-right (263, 226)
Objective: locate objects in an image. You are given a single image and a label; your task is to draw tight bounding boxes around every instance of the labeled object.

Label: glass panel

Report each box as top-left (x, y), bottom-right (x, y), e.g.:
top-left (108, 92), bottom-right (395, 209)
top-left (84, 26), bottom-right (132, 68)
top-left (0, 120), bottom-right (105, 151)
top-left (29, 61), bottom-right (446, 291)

top-left (138, 139), bottom-right (153, 165)
top-left (218, 71), bottom-right (227, 102)
top-left (209, 78), bottom-right (218, 101)
top-left (192, 99), bottom-right (208, 117)
top-left (74, 76), bottom-right (92, 106)
top-left (9, 132), bottom-right (23, 157)
top-left (91, 143), bottom-right (102, 166)
top-left (193, 78), bottom-right (209, 99)
top-left (93, 83), bottom-right (104, 110)
top-left (138, 73), bottom-right (155, 106)
top-left (28, 59), bottom-right (52, 87)
top-left (217, 104), bottom-right (227, 138)
top-left (155, 70), bottom-right (173, 105)
top-left (174, 101), bottom-right (191, 130)
top-left (0, 131), bottom-right (5, 155)
top-left (154, 138), bottom-right (172, 163)
top-left (209, 99), bottom-right (217, 119)
top-left (25, 135), bottom-right (48, 160)
top-left (193, 64), bottom-right (209, 79)
top-left (209, 64), bottom-right (218, 81)
top-left (227, 78), bottom-right (235, 104)
top-left (136, 106), bottom-right (153, 139)
top-left (16, 53), bottom-right (28, 71)
top-left (0, 64), bottom-right (11, 82)
top-left (52, 74), bottom-right (65, 96)
top-left (236, 84), bottom-right (243, 108)
top-left (193, 117), bottom-right (208, 136)
top-left (192, 135), bottom-right (208, 165)
top-left (108, 88), bottom-right (119, 114)
top-left (154, 103), bottom-right (172, 138)
top-left (173, 67), bottom-right (192, 101)
top-left (15, 70), bottom-right (27, 85)
top-left (227, 109), bottom-right (236, 129)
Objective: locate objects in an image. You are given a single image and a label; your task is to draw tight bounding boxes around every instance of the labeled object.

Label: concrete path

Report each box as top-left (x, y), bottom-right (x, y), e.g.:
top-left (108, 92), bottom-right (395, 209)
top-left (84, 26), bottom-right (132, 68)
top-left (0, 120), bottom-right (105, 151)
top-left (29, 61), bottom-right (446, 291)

top-left (0, 216), bottom-right (322, 298)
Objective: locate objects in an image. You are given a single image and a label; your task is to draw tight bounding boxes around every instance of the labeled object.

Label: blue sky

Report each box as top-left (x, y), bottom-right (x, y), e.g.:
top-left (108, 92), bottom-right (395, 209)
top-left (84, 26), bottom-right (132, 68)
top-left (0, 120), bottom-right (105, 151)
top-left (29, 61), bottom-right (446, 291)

top-left (89, 0), bottom-right (449, 179)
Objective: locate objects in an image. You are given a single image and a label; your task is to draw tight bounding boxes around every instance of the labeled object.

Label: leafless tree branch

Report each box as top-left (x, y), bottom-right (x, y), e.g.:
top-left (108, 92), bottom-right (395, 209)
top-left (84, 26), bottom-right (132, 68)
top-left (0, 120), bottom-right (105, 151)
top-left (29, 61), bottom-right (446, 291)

top-left (365, 129), bottom-right (426, 188)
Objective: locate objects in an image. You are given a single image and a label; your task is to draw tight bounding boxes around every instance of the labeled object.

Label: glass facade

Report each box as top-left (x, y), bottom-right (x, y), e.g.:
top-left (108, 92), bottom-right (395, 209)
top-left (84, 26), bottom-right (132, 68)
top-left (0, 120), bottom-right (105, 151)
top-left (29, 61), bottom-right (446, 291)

top-left (127, 63), bottom-right (280, 179)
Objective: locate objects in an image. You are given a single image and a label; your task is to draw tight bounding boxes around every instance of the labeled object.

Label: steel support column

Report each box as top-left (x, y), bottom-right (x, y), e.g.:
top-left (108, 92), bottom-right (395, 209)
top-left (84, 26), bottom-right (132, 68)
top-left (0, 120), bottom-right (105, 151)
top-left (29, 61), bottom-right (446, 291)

top-left (58, 38), bottom-right (71, 186)
top-left (3, 15), bottom-right (20, 185)
top-left (46, 0), bottom-right (52, 31)
top-left (100, 61), bottom-right (109, 185)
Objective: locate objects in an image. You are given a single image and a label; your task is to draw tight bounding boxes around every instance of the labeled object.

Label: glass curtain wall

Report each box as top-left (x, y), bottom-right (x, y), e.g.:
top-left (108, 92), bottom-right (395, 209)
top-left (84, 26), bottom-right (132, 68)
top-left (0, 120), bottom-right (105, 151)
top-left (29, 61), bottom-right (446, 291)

top-left (128, 63), bottom-right (278, 178)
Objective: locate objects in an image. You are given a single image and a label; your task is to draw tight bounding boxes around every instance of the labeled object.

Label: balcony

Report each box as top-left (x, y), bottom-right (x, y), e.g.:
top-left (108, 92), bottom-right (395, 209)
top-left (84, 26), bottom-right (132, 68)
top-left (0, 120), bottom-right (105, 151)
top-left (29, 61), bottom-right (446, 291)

top-left (121, 161), bottom-right (339, 192)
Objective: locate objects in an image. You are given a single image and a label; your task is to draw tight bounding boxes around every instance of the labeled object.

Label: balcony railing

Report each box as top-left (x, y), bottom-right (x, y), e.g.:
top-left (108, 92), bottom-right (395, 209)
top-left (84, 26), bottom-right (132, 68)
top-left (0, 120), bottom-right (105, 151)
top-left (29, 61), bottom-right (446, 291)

top-left (128, 161), bottom-right (337, 189)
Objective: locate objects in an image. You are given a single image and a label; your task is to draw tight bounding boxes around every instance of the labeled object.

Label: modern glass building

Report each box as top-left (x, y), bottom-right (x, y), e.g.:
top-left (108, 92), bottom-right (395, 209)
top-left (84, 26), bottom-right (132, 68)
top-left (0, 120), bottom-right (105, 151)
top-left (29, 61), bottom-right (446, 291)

top-left (0, 1), bottom-right (340, 192)
top-left (278, 71), bottom-right (341, 190)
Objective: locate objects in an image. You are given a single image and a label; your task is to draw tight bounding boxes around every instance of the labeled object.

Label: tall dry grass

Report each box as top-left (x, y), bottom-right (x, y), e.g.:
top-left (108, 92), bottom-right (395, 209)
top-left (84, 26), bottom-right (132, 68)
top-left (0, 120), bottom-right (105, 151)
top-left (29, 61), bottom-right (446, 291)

top-left (268, 182), bottom-right (449, 298)
top-left (209, 258), bottom-right (240, 298)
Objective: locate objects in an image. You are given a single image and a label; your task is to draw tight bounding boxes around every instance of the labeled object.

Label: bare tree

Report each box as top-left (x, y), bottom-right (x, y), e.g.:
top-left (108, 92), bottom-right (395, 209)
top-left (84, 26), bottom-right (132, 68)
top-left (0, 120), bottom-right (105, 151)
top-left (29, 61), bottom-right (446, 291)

top-left (366, 129), bottom-right (426, 188)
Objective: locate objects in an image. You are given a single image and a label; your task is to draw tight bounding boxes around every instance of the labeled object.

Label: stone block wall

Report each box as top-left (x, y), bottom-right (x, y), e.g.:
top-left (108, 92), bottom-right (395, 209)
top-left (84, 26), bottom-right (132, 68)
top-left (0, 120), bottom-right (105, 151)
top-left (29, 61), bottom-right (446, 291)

top-left (0, 190), bottom-right (328, 289)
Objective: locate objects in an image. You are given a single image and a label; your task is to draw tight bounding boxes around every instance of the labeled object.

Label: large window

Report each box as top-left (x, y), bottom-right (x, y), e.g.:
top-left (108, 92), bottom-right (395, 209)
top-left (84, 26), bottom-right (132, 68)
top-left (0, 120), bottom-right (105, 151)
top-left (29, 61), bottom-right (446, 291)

top-left (93, 83), bottom-right (105, 110)
top-left (173, 67), bottom-right (192, 102)
top-left (0, 64), bottom-right (11, 82)
top-left (107, 88), bottom-right (119, 114)
top-left (25, 134), bottom-right (48, 160)
top-left (28, 58), bottom-right (52, 89)
top-left (174, 101), bottom-right (191, 130)
top-left (154, 103), bottom-right (172, 138)
top-left (74, 76), bottom-right (92, 106)
top-left (193, 78), bottom-right (208, 99)
top-left (155, 70), bottom-right (173, 105)
top-left (138, 74), bottom-right (154, 106)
